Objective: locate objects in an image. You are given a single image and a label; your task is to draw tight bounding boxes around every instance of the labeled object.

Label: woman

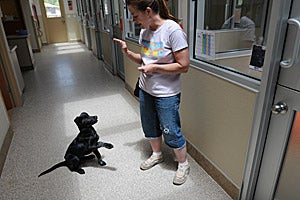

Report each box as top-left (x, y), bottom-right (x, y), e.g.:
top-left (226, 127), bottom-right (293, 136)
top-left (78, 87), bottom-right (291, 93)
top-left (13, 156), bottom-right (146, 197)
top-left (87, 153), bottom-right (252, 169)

top-left (114, 0), bottom-right (190, 185)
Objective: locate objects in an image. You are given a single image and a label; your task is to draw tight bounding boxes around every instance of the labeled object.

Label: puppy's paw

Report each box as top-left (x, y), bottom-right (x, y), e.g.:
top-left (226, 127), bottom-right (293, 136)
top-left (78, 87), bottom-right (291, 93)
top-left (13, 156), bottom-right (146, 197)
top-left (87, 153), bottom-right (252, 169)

top-left (104, 143), bottom-right (114, 149)
top-left (98, 160), bottom-right (106, 166)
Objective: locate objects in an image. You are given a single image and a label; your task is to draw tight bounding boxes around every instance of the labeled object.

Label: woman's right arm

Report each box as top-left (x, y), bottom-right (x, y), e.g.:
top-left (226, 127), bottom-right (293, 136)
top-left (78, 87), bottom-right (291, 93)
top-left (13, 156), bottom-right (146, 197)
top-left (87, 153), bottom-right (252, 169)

top-left (113, 38), bottom-right (142, 65)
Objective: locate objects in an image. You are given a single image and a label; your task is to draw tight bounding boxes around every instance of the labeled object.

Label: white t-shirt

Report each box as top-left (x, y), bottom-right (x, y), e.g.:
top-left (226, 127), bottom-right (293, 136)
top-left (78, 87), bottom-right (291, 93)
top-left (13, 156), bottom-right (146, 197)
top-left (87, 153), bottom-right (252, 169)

top-left (138, 19), bottom-right (188, 97)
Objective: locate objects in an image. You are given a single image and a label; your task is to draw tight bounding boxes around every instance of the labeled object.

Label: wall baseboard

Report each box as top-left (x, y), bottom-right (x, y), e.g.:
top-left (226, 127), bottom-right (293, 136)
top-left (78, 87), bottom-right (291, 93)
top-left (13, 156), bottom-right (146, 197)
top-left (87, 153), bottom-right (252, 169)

top-left (0, 127), bottom-right (14, 177)
top-left (186, 141), bottom-right (239, 200)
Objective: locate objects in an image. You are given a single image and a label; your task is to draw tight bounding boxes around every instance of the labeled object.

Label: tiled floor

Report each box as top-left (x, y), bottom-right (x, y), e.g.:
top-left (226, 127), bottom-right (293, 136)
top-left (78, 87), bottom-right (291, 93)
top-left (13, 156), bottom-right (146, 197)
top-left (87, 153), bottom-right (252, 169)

top-left (0, 42), bottom-right (232, 200)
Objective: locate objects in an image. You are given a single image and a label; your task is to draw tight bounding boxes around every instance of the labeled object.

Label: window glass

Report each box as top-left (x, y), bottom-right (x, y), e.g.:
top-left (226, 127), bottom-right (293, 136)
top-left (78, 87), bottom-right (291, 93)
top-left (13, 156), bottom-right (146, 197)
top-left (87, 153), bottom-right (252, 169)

top-left (88, 0), bottom-right (95, 28)
top-left (192, 0), bottom-right (269, 80)
top-left (124, 4), bottom-right (141, 40)
top-left (99, 0), bottom-right (111, 32)
top-left (112, 0), bottom-right (120, 27)
top-left (124, 0), bottom-right (178, 41)
top-left (44, 0), bottom-right (62, 18)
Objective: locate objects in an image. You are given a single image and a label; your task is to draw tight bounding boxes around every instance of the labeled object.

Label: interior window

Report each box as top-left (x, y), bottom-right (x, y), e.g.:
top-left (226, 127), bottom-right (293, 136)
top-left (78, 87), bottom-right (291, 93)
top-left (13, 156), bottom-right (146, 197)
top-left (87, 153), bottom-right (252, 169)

top-left (124, 0), bottom-right (178, 41)
top-left (192, 0), bottom-right (269, 80)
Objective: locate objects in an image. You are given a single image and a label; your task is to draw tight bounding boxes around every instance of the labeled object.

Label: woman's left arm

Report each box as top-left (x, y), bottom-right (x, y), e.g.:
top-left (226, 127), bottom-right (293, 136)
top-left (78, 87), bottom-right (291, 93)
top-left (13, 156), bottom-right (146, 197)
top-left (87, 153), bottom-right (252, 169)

top-left (138, 47), bottom-right (190, 74)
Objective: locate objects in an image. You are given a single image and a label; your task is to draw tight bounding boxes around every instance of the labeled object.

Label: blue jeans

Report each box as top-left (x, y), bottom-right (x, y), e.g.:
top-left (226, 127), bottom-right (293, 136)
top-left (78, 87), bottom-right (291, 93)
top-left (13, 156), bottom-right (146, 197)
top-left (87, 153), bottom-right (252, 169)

top-left (139, 90), bottom-right (186, 149)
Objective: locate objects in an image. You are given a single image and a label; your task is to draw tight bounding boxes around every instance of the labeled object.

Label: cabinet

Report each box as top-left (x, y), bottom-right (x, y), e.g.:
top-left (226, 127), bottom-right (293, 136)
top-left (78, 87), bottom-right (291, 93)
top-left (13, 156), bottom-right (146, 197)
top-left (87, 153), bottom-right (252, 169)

top-left (7, 34), bottom-right (34, 71)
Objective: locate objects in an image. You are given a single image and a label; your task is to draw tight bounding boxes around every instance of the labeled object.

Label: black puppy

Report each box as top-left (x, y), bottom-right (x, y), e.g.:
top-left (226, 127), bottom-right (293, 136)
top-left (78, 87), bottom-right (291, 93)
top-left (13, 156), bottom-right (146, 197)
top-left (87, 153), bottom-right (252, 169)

top-left (38, 112), bottom-right (113, 177)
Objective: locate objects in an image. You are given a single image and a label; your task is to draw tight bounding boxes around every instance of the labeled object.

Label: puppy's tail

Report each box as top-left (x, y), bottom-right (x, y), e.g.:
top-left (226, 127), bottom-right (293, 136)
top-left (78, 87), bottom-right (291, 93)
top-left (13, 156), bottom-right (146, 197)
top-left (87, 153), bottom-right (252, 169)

top-left (38, 161), bottom-right (67, 177)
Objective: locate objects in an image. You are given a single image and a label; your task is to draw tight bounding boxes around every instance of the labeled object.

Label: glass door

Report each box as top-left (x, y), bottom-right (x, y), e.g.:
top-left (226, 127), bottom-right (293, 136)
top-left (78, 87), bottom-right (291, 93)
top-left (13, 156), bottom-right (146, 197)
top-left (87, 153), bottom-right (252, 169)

top-left (111, 0), bottom-right (125, 79)
top-left (93, 0), bottom-right (103, 59)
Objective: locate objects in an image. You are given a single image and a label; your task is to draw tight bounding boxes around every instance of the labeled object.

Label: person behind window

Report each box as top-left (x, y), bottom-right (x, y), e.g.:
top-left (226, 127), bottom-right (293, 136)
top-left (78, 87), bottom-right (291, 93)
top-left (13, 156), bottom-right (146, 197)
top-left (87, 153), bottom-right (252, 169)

top-left (236, 5), bottom-right (256, 43)
top-left (114, 0), bottom-right (190, 185)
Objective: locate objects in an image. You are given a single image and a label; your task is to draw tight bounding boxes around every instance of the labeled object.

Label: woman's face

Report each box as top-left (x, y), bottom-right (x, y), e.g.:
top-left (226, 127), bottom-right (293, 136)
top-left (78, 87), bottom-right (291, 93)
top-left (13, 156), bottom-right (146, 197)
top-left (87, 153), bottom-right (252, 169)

top-left (128, 5), bottom-right (151, 29)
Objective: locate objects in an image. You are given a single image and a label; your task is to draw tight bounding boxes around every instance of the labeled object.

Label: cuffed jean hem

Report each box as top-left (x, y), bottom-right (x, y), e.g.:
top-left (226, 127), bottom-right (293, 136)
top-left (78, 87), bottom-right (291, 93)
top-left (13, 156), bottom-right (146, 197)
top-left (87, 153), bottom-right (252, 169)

top-left (145, 136), bottom-right (162, 140)
top-left (174, 141), bottom-right (186, 150)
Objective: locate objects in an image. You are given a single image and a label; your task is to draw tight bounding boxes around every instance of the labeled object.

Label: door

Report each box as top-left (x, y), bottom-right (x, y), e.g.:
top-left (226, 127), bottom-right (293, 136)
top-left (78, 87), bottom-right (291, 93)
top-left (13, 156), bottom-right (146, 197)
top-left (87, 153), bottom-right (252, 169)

top-left (90, 0), bottom-right (102, 59)
top-left (254, 0), bottom-right (300, 199)
top-left (98, 0), bottom-right (117, 75)
top-left (111, 0), bottom-right (124, 79)
top-left (94, 0), bottom-right (103, 59)
top-left (40, 0), bottom-right (68, 43)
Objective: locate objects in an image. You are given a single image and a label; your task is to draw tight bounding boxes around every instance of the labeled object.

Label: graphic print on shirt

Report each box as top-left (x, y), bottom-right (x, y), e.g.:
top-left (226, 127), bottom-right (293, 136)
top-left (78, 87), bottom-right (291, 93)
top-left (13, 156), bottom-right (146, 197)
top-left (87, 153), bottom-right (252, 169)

top-left (141, 39), bottom-right (164, 57)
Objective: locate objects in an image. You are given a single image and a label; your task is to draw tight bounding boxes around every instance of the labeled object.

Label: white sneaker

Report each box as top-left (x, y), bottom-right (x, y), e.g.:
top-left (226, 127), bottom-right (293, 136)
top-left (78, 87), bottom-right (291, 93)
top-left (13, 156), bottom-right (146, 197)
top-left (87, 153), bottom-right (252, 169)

top-left (140, 154), bottom-right (164, 170)
top-left (173, 164), bottom-right (190, 185)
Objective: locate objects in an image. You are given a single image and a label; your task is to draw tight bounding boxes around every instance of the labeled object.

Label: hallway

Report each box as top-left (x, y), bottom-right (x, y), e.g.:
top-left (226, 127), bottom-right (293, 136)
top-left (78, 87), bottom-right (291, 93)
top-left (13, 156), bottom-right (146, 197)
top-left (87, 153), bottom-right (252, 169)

top-left (0, 42), bottom-right (232, 199)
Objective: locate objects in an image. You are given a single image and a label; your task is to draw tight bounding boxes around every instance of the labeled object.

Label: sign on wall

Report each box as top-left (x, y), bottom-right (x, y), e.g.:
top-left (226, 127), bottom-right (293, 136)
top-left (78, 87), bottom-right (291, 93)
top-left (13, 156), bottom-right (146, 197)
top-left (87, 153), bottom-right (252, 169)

top-left (67, 0), bottom-right (73, 11)
top-left (64, 0), bottom-right (76, 14)
top-left (195, 29), bottom-right (216, 60)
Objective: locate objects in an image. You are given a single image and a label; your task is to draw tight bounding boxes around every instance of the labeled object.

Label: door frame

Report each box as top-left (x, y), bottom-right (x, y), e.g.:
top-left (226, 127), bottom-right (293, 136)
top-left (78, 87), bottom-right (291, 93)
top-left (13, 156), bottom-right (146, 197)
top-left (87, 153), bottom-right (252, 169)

top-left (239, 0), bottom-right (293, 199)
top-left (0, 20), bottom-right (23, 108)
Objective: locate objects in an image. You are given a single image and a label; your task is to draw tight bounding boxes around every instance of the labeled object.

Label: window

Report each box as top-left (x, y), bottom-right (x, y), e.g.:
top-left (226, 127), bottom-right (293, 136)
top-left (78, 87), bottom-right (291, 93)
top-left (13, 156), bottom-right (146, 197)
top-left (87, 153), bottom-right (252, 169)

top-left (88, 0), bottom-right (96, 28)
top-left (124, 3), bottom-right (141, 40)
top-left (99, 0), bottom-right (111, 32)
top-left (124, 0), bottom-right (179, 41)
top-left (190, 0), bottom-right (269, 80)
top-left (44, 0), bottom-right (62, 18)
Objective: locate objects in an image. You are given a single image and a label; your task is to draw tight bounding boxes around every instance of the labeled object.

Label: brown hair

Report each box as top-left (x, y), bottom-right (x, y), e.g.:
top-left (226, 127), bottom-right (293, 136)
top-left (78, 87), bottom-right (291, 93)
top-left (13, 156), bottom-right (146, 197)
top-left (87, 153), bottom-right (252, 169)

top-left (126, 0), bottom-right (179, 23)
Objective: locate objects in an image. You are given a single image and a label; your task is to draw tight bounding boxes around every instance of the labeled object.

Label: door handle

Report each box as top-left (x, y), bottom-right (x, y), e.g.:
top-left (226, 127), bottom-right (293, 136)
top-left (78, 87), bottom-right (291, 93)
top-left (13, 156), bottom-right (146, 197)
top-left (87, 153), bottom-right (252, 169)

top-left (272, 102), bottom-right (288, 115)
top-left (280, 18), bottom-right (300, 68)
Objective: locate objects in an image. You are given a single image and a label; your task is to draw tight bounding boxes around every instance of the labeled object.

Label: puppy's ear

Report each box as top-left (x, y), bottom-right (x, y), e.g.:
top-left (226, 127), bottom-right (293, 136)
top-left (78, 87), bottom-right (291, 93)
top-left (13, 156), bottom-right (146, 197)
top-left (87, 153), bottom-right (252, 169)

top-left (80, 112), bottom-right (89, 117)
top-left (74, 116), bottom-right (82, 126)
